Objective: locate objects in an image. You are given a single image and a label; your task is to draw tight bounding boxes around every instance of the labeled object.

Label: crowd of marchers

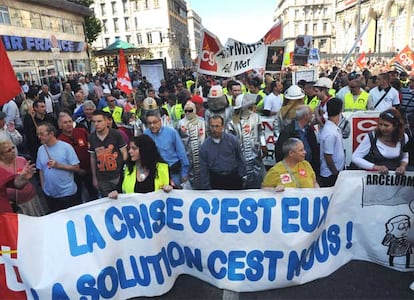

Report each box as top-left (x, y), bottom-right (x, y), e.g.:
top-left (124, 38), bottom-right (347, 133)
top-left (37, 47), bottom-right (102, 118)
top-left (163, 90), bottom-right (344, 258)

top-left (0, 64), bottom-right (413, 217)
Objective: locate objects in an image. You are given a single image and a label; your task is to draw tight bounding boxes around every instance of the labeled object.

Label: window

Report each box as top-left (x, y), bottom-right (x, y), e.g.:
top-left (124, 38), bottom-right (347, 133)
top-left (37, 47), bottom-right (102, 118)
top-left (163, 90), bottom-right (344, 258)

top-left (105, 38), bottom-right (110, 47)
top-left (134, 17), bottom-right (138, 29)
top-left (323, 22), bottom-right (327, 33)
top-left (313, 23), bottom-right (317, 33)
top-left (159, 51), bottom-right (163, 58)
top-left (21, 10), bottom-right (31, 28)
top-left (63, 19), bottom-right (74, 34)
top-left (9, 8), bottom-right (22, 27)
top-left (112, 2), bottom-right (117, 15)
top-left (154, 0), bottom-right (160, 8)
top-left (124, 17), bottom-right (129, 31)
top-left (136, 33), bottom-right (142, 45)
top-left (122, 0), bottom-right (128, 13)
top-left (295, 9), bottom-right (299, 19)
top-left (132, 0), bottom-right (138, 11)
top-left (146, 32), bottom-right (152, 44)
top-left (103, 19), bottom-right (108, 33)
top-left (0, 6), bottom-right (10, 24)
top-left (73, 22), bottom-right (84, 35)
top-left (113, 18), bottom-right (119, 32)
top-left (144, 0), bottom-right (149, 9)
top-left (30, 12), bottom-right (42, 29)
top-left (304, 24), bottom-right (308, 34)
top-left (323, 8), bottom-right (328, 17)
top-left (41, 15), bottom-right (51, 31)
top-left (320, 39), bottom-right (327, 49)
top-left (126, 35), bottom-right (131, 43)
top-left (100, 3), bottom-right (106, 16)
top-left (159, 31), bottom-right (163, 43)
top-left (50, 17), bottom-right (62, 32)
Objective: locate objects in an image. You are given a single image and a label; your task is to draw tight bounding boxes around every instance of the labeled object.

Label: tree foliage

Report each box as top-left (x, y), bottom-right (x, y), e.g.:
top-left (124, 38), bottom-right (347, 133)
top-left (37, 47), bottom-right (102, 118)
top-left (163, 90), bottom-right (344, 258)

top-left (78, 0), bottom-right (102, 44)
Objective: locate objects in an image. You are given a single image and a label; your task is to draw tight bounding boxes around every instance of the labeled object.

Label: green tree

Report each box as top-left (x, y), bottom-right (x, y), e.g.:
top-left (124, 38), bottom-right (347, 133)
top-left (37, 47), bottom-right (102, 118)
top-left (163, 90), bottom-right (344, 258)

top-left (78, 0), bottom-right (102, 44)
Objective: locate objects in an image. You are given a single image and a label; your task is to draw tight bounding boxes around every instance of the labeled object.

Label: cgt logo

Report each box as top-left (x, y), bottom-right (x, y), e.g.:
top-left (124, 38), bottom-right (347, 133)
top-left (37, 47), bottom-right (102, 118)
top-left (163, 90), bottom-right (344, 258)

top-left (199, 31), bottom-right (220, 72)
top-left (352, 117), bottom-right (378, 151)
top-left (200, 50), bottom-right (217, 70)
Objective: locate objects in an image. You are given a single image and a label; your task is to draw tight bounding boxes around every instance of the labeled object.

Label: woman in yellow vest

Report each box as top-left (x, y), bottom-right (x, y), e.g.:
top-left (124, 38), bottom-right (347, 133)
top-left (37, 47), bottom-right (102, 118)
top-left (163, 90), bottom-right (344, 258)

top-left (108, 135), bottom-right (172, 198)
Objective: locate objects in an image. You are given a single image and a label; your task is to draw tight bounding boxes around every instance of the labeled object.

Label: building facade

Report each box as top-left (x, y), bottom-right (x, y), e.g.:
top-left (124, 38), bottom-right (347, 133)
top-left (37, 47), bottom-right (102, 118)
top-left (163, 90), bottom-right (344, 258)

top-left (274, 0), bottom-right (414, 56)
top-left (91, 0), bottom-right (193, 69)
top-left (187, 3), bottom-right (202, 62)
top-left (0, 0), bottom-right (90, 84)
top-left (274, 0), bottom-right (335, 54)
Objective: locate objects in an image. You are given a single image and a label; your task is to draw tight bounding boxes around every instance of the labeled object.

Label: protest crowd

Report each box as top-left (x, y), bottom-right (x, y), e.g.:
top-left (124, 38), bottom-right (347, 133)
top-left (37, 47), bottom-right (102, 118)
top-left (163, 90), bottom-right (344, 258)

top-left (0, 61), bottom-right (413, 215)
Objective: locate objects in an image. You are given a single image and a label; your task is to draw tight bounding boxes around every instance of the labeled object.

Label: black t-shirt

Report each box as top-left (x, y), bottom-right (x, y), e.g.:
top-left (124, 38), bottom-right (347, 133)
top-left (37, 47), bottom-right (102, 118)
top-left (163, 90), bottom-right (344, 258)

top-left (88, 128), bottom-right (126, 180)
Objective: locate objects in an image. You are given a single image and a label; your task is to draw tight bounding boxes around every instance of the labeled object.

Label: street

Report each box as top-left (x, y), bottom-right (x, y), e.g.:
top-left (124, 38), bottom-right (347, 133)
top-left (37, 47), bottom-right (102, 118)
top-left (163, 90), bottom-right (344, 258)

top-left (134, 261), bottom-right (414, 299)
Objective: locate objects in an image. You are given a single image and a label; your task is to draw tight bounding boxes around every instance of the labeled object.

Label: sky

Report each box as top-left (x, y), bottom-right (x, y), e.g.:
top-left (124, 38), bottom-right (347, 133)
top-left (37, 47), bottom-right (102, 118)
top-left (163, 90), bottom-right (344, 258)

top-left (187, 0), bottom-right (277, 45)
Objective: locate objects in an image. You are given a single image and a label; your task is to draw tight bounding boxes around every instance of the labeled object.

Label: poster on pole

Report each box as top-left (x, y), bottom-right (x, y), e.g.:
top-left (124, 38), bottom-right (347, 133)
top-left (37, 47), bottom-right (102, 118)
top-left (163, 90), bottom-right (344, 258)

top-left (139, 59), bottom-right (166, 91)
top-left (265, 45), bottom-right (285, 72)
top-left (292, 67), bottom-right (318, 84)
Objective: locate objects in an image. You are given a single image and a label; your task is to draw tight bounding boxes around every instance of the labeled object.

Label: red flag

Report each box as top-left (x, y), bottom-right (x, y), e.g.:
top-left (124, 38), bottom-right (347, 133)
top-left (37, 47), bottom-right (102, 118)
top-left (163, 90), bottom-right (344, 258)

top-left (198, 30), bottom-right (222, 73)
top-left (0, 40), bottom-right (21, 105)
top-left (394, 45), bottom-right (414, 70)
top-left (263, 22), bottom-right (283, 45)
top-left (0, 213), bottom-right (26, 299)
top-left (356, 51), bottom-right (367, 69)
top-left (116, 49), bottom-right (132, 94)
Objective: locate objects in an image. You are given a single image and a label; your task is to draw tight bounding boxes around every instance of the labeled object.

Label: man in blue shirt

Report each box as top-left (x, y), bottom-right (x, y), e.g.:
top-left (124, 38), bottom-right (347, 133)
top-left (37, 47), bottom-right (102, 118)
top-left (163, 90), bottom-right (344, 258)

top-left (200, 115), bottom-right (246, 189)
top-left (144, 111), bottom-right (189, 188)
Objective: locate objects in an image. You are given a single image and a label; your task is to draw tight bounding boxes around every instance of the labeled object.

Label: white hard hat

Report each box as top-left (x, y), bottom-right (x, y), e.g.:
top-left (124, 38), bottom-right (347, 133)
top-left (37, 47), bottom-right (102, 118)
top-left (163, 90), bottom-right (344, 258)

top-left (234, 94), bottom-right (256, 109)
top-left (313, 77), bottom-right (333, 89)
top-left (142, 97), bottom-right (158, 110)
top-left (284, 85), bottom-right (305, 100)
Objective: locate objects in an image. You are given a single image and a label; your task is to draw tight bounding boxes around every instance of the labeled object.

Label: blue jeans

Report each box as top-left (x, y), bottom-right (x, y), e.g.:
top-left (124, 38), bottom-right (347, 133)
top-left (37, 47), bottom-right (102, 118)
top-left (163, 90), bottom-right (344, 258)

top-left (170, 173), bottom-right (182, 188)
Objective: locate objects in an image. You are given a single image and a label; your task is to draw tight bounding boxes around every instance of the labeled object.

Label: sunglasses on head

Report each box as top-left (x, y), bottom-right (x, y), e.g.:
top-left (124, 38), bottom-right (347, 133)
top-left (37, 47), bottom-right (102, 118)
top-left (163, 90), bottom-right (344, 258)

top-left (184, 109), bottom-right (194, 113)
top-left (380, 111), bottom-right (396, 121)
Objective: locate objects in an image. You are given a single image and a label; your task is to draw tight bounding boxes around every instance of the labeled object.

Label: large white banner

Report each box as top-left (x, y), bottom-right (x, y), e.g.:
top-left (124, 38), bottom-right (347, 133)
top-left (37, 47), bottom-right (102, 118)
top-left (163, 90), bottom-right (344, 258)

top-left (1, 171), bottom-right (414, 299)
top-left (198, 23), bottom-right (282, 77)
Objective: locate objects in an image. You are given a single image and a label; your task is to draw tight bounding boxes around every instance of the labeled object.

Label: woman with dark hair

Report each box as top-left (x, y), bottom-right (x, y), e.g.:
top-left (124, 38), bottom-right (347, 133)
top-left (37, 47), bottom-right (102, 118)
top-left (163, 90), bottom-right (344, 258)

top-left (351, 108), bottom-right (408, 175)
top-left (108, 134), bottom-right (172, 198)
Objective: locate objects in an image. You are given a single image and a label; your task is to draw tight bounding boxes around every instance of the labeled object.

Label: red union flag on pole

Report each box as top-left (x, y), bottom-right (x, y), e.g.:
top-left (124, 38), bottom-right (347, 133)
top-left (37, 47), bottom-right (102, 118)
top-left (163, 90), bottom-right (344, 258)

top-left (0, 39), bottom-right (21, 105)
top-left (356, 51), bottom-right (367, 69)
top-left (394, 45), bottom-right (414, 70)
top-left (116, 49), bottom-right (132, 94)
top-left (198, 30), bottom-right (222, 74)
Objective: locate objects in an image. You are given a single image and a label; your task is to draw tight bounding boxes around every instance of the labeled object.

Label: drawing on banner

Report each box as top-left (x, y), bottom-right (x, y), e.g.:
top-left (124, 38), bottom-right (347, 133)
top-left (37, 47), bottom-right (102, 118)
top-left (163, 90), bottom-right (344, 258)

top-left (381, 214), bottom-right (412, 268)
top-left (362, 173), bottom-right (414, 206)
top-left (265, 45), bottom-right (285, 72)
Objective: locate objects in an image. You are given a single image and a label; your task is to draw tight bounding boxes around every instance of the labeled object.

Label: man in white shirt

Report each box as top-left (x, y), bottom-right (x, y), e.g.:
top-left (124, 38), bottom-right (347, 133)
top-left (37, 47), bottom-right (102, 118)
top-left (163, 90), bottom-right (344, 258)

top-left (263, 80), bottom-right (283, 116)
top-left (367, 72), bottom-right (400, 111)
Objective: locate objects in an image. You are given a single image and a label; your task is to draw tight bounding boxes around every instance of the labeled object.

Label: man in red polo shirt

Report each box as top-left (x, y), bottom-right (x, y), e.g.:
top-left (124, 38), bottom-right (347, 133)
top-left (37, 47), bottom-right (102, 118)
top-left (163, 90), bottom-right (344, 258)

top-left (57, 112), bottom-right (98, 202)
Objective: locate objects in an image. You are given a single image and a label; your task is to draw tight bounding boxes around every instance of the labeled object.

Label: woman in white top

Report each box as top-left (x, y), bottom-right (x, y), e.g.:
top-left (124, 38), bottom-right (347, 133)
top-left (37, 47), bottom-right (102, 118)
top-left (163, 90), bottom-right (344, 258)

top-left (352, 108), bottom-right (408, 175)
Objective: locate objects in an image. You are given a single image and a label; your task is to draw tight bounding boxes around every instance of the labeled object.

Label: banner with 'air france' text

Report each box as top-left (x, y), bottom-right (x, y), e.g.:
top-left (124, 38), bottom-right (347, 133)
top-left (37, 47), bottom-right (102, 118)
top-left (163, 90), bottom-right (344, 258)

top-left (1, 171), bottom-right (414, 299)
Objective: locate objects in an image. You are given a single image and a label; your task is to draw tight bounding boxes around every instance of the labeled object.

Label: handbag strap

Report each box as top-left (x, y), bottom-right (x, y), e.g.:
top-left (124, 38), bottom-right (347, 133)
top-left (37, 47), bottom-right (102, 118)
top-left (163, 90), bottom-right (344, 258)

top-left (282, 160), bottom-right (301, 188)
top-left (374, 87), bottom-right (391, 109)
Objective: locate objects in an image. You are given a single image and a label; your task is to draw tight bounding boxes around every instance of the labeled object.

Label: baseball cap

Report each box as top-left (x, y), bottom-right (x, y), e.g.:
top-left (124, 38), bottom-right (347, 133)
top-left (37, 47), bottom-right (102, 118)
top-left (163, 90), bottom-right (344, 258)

top-left (191, 95), bottom-right (204, 104)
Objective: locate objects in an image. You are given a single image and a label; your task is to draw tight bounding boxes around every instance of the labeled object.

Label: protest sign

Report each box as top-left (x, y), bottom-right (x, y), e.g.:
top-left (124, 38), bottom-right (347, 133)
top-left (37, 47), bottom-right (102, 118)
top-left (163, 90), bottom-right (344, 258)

top-left (1, 170), bottom-right (414, 299)
top-left (198, 23), bottom-right (282, 77)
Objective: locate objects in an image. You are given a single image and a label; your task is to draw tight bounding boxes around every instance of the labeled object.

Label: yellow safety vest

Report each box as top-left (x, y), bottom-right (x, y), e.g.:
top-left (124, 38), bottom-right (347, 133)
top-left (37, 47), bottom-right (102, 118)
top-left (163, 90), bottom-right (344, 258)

top-left (122, 162), bottom-right (169, 193)
top-left (162, 104), bottom-right (173, 118)
top-left (171, 103), bottom-right (184, 121)
top-left (103, 106), bottom-right (123, 124)
top-left (328, 88), bottom-right (336, 97)
top-left (306, 96), bottom-right (320, 111)
top-left (186, 80), bottom-right (195, 91)
top-left (343, 91), bottom-right (369, 111)
top-left (255, 90), bottom-right (268, 113)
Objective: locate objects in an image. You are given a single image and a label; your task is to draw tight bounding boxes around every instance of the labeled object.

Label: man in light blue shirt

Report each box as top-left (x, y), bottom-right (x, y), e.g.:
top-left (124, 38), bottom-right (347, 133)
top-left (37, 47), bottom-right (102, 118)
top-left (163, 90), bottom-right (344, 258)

top-left (144, 111), bottom-right (189, 188)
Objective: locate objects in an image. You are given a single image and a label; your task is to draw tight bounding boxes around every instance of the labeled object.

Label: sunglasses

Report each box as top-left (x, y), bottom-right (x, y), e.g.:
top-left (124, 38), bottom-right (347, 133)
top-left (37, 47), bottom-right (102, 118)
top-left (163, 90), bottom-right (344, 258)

top-left (2, 146), bottom-right (15, 153)
top-left (380, 111), bottom-right (396, 121)
top-left (184, 109), bottom-right (194, 113)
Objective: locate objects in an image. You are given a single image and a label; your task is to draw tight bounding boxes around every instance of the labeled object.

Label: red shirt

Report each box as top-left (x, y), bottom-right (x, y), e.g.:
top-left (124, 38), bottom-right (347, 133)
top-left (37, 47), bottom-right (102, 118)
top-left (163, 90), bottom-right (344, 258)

top-left (0, 167), bottom-right (16, 213)
top-left (58, 128), bottom-right (90, 171)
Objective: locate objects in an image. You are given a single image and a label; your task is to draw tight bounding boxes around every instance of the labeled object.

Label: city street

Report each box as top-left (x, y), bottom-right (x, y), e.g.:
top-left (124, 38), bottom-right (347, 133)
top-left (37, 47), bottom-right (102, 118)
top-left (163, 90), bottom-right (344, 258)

top-left (134, 261), bottom-right (414, 299)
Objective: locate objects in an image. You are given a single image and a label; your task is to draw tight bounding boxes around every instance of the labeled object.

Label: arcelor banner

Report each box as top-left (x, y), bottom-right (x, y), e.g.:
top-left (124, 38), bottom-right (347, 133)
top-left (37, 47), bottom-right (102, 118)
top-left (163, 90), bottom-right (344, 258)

top-left (1, 171), bottom-right (414, 299)
top-left (198, 23), bottom-right (282, 77)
